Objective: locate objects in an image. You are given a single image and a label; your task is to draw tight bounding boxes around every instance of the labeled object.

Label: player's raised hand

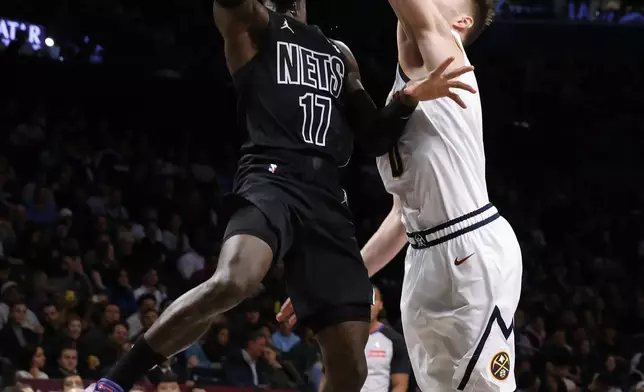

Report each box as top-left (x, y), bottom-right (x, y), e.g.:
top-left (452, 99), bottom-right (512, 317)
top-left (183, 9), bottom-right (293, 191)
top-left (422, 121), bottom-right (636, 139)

top-left (276, 298), bottom-right (297, 328)
top-left (403, 57), bottom-right (477, 109)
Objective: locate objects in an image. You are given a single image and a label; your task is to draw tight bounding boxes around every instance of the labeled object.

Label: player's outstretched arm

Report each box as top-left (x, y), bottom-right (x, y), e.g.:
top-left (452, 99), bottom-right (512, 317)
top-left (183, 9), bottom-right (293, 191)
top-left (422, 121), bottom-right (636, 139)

top-left (361, 196), bottom-right (408, 277)
top-left (213, 0), bottom-right (269, 71)
top-left (388, 0), bottom-right (464, 70)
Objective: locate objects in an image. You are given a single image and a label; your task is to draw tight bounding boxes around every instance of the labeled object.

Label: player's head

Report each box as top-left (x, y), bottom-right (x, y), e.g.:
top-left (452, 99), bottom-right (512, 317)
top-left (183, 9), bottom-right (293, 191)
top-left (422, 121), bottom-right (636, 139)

top-left (370, 285), bottom-right (383, 323)
top-left (263, 0), bottom-right (307, 22)
top-left (436, 0), bottom-right (494, 46)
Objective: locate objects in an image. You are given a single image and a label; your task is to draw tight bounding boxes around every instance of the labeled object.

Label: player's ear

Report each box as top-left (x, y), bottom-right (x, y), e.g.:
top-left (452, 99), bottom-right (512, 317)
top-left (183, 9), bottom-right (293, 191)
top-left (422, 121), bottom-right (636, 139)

top-left (453, 14), bottom-right (474, 31)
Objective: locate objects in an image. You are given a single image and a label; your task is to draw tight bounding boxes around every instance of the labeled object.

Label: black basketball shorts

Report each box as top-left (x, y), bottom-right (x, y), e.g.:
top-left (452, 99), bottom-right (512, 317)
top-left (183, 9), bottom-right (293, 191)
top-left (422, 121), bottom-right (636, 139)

top-left (221, 160), bottom-right (372, 333)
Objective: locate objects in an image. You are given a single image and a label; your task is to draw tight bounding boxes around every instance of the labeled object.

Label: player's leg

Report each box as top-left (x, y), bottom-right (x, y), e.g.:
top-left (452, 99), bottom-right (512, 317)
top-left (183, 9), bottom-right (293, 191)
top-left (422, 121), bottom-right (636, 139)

top-left (452, 217), bottom-right (522, 392)
top-left (399, 246), bottom-right (455, 391)
top-left (317, 319), bottom-right (370, 392)
top-left (283, 198), bottom-right (373, 392)
top-left (94, 204), bottom-right (279, 392)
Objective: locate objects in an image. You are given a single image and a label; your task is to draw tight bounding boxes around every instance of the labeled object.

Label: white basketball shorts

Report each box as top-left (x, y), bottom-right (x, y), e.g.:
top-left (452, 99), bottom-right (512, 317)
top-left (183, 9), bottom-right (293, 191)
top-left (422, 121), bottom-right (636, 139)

top-left (401, 204), bottom-right (522, 392)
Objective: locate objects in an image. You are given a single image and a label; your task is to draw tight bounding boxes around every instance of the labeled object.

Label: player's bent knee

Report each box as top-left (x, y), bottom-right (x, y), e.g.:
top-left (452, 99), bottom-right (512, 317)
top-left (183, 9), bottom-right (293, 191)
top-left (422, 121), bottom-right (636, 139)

top-left (199, 235), bottom-right (273, 314)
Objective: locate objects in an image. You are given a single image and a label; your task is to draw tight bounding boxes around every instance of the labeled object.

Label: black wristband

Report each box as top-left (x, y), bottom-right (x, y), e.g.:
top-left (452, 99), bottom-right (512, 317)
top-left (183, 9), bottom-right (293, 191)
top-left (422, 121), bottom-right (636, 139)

top-left (216, 0), bottom-right (246, 8)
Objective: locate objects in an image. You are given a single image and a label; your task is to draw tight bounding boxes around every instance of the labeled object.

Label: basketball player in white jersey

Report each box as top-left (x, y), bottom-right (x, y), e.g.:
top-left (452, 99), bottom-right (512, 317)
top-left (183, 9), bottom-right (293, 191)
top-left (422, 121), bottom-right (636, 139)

top-left (358, 0), bottom-right (523, 391)
top-left (277, 0), bottom-right (520, 390)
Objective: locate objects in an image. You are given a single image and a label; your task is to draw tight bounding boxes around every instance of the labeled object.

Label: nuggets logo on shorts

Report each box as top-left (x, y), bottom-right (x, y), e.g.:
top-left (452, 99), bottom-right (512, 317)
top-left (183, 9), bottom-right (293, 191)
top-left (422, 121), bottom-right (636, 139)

top-left (490, 351), bottom-right (510, 381)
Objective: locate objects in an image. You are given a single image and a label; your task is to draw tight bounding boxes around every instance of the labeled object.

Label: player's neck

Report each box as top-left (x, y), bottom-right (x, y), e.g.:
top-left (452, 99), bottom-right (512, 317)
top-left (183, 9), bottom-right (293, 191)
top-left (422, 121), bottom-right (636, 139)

top-left (281, 12), bottom-right (306, 24)
top-left (369, 321), bottom-right (383, 333)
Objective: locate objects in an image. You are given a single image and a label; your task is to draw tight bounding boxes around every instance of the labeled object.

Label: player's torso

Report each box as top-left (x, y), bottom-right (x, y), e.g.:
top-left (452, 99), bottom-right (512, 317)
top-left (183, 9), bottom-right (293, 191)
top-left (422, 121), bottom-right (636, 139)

top-left (232, 11), bottom-right (353, 167)
top-left (376, 44), bottom-right (489, 231)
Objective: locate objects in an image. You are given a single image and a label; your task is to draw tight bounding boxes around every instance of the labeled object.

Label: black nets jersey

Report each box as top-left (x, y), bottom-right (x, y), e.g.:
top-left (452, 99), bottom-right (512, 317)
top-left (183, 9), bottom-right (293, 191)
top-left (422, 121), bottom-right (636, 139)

top-left (232, 9), bottom-right (353, 167)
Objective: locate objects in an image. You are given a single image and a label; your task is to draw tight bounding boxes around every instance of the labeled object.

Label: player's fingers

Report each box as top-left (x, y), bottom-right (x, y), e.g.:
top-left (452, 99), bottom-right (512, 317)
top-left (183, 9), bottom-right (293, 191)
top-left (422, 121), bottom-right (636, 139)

top-left (402, 84), bottom-right (417, 98)
top-left (288, 314), bottom-right (298, 328)
top-left (448, 80), bottom-right (477, 94)
top-left (449, 92), bottom-right (467, 109)
top-left (276, 299), bottom-right (293, 321)
top-left (443, 65), bottom-right (475, 80)
top-left (432, 57), bottom-right (455, 77)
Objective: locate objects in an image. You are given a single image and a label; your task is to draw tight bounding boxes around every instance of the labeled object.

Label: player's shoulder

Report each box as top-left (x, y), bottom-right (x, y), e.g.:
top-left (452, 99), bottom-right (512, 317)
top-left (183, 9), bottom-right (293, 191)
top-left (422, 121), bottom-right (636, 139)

top-left (328, 39), bottom-right (358, 70)
top-left (378, 324), bottom-right (405, 342)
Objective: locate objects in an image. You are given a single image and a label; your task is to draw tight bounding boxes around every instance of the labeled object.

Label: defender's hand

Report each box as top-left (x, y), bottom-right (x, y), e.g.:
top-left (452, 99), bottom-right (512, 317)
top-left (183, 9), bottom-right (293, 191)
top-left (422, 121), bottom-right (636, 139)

top-left (276, 298), bottom-right (297, 328)
top-left (403, 57), bottom-right (476, 109)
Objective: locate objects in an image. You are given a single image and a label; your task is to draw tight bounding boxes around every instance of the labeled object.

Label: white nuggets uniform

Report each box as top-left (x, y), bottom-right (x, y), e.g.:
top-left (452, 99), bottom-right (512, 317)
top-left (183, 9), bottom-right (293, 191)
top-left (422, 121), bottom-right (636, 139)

top-left (376, 33), bottom-right (523, 392)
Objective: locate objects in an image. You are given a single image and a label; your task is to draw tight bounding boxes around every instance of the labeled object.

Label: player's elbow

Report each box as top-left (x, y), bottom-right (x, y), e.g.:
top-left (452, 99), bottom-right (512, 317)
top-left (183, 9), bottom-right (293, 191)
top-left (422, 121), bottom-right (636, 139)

top-left (390, 374), bottom-right (409, 392)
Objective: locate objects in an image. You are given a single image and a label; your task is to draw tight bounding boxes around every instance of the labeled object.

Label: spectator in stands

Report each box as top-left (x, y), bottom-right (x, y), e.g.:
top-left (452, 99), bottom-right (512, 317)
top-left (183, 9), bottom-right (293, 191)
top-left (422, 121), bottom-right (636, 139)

top-left (105, 188), bottom-right (128, 224)
top-left (57, 255), bottom-right (94, 303)
top-left (83, 303), bottom-right (121, 345)
top-left (0, 283), bottom-right (42, 332)
top-left (58, 314), bottom-right (83, 350)
top-left (82, 304), bottom-right (121, 367)
top-left (40, 304), bottom-right (61, 344)
top-left (262, 345), bottom-right (303, 389)
top-left (61, 374), bottom-right (84, 392)
top-left (230, 301), bottom-right (262, 345)
top-left (162, 213), bottom-right (190, 254)
top-left (0, 302), bottom-right (39, 365)
top-left (224, 330), bottom-right (269, 387)
top-left (132, 218), bottom-right (166, 277)
top-left (27, 271), bottom-right (53, 312)
top-left (362, 286), bottom-right (410, 392)
top-left (90, 240), bottom-right (120, 292)
top-left (133, 269), bottom-right (166, 311)
top-left (126, 294), bottom-right (156, 339)
top-left (14, 346), bottom-right (48, 380)
top-left (284, 327), bottom-right (320, 388)
top-left (202, 325), bottom-right (231, 363)
top-left (148, 358), bottom-right (185, 386)
top-left (129, 308), bottom-right (158, 342)
top-left (49, 346), bottom-right (78, 378)
top-left (25, 188), bottom-right (56, 225)
top-left (109, 270), bottom-right (136, 317)
top-left (271, 321), bottom-right (300, 354)
top-left (185, 339), bottom-right (213, 371)
top-left (153, 372), bottom-right (180, 392)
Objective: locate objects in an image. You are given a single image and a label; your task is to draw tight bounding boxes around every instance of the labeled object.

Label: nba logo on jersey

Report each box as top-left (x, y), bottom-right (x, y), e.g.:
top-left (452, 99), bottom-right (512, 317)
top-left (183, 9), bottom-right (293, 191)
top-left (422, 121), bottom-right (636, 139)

top-left (268, 164), bottom-right (278, 173)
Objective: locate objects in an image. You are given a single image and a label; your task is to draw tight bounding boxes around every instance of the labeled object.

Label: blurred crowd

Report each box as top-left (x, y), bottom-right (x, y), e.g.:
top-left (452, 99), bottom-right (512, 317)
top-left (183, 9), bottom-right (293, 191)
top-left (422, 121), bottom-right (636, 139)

top-left (1, 1), bottom-right (644, 390)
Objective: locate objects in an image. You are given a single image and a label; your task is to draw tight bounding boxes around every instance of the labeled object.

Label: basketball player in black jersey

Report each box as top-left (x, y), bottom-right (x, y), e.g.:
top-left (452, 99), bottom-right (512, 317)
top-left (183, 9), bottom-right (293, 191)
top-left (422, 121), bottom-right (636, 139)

top-left (86, 1), bottom-right (475, 392)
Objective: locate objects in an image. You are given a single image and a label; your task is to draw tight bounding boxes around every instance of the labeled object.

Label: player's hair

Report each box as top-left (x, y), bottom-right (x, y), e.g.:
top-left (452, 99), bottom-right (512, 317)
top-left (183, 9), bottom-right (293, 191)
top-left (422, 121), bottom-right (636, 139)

top-left (464, 0), bottom-right (494, 46)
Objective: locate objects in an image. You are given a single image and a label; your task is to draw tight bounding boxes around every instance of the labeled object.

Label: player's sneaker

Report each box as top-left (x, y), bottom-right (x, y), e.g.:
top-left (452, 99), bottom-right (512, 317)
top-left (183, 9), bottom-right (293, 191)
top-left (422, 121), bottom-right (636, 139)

top-left (84, 379), bottom-right (124, 392)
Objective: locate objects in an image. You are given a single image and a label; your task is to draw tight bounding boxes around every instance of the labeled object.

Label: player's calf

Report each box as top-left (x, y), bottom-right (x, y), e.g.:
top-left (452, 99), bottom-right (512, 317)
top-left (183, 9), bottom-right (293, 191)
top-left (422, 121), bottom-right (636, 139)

top-left (317, 320), bottom-right (370, 392)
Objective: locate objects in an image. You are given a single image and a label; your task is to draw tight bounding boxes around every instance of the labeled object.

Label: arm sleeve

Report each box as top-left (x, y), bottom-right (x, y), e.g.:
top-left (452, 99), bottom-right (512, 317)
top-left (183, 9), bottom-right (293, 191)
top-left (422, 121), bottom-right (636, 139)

top-left (382, 326), bottom-right (411, 374)
top-left (344, 89), bottom-right (416, 157)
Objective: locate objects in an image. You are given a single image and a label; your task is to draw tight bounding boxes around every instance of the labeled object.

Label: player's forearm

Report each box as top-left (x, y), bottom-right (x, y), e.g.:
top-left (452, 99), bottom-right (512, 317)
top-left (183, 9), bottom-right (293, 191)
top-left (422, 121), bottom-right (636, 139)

top-left (346, 89), bottom-right (417, 157)
top-left (361, 199), bottom-right (407, 277)
top-left (391, 381), bottom-right (408, 392)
